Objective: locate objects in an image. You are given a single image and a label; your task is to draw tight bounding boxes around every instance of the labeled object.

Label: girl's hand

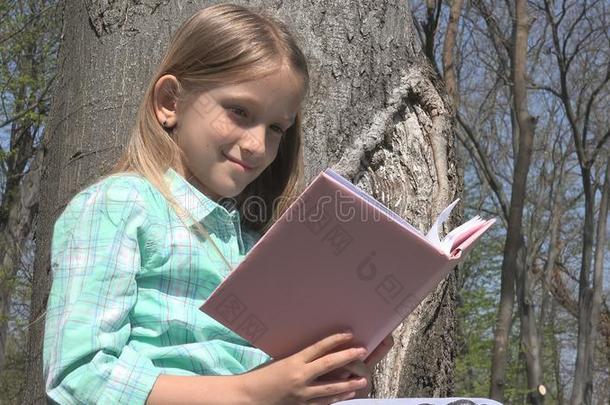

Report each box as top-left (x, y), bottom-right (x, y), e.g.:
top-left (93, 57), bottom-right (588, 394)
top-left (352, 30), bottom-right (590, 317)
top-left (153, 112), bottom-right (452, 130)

top-left (315, 333), bottom-right (395, 398)
top-left (240, 331), bottom-right (370, 405)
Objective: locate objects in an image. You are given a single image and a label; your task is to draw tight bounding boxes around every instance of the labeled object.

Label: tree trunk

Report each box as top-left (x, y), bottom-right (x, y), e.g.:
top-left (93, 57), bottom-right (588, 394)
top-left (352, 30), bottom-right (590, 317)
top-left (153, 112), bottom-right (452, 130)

top-left (0, 38), bottom-right (43, 377)
top-left (511, 2), bottom-right (544, 403)
top-left (490, 0), bottom-right (538, 401)
top-left (549, 300), bottom-right (565, 405)
top-left (0, 124), bottom-right (31, 376)
top-left (538, 155), bottom-right (566, 403)
top-left (576, 160), bottom-right (609, 404)
top-left (0, 145), bottom-right (42, 371)
top-left (441, 0), bottom-right (463, 108)
top-left (24, 0), bottom-right (461, 402)
top-left (571, 168), bottom-right (596, 405)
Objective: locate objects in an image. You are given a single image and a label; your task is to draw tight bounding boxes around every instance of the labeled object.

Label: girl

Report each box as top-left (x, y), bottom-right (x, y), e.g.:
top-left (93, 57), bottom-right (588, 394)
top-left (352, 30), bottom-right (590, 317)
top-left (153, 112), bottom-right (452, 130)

top-left (43, 3), bottom-right (393, 404)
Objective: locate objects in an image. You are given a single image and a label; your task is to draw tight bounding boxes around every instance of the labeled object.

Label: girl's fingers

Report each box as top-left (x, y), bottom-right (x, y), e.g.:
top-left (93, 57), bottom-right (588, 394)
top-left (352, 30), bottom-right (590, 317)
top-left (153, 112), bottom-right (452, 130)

top-left (305, 375), bottom-right (367, 402)
top-left (317, 334), bottom-right (395, 381)
top-left (334, 334), bottom-right (394, 381)
top-left (308, 347), bottom-right (367, 381)
top-left (309, 389), bottom-right (357, 405)
top-left (335, 359), bottom-right (368, 378)
top-left (300, 331), bottom-right (356, 363)
top-left (317, 359), bottom-right (366, 381)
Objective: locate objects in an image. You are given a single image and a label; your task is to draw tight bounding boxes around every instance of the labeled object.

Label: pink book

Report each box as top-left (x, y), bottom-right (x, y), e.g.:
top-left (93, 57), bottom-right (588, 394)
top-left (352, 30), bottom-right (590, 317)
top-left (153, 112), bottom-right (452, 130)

top-left (200, 168), bottom-right (495, 360)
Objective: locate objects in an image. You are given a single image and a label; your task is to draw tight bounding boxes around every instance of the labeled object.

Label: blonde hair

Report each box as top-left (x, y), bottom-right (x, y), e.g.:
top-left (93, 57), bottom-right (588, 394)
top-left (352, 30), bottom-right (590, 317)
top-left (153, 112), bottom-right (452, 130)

top-left (107, 3), bottom-right (309, 272)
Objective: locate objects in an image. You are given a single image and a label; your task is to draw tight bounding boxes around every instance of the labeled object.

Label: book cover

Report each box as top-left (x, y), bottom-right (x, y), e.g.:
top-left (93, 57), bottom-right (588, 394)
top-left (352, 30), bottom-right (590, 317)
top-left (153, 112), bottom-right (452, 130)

top-left (200, 168), bottom-right (495, 360)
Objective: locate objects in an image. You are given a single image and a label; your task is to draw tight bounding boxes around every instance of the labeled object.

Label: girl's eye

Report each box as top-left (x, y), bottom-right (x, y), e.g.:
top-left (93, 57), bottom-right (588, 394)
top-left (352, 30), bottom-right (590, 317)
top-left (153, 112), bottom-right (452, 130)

top-left (229, 107), bottom-right (247, 118)
top-left (271, 125), bottom-right (286, 135)
top-left (228, 106), bottom-right (285, 135)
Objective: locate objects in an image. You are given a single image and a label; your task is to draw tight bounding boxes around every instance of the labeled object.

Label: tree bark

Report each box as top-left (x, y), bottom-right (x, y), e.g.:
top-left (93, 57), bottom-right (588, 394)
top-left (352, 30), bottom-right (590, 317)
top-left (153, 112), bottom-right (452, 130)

top-left (24, 0), bottom-right (461, 402)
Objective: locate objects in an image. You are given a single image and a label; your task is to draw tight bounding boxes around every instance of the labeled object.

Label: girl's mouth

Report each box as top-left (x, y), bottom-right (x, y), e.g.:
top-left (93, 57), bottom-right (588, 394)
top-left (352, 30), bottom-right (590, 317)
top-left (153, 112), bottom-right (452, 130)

top-left (223, 153), bottom-right (254, 171)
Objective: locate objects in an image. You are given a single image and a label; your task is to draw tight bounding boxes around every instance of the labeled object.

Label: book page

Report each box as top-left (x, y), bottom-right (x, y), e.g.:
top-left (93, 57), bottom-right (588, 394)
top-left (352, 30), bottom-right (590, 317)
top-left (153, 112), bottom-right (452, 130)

top-left (425, 198), bottom-right (460, 252)
top-left (443, 216), bottom-right (486, 252)
top-left (334, 398), bottom-right (503, 405)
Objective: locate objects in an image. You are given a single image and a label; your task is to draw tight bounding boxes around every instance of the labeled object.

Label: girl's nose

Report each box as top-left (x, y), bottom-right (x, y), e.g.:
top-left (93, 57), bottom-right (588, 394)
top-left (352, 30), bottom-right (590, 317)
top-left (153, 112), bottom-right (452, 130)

top-left (239, 124), bottom-right (266, 157)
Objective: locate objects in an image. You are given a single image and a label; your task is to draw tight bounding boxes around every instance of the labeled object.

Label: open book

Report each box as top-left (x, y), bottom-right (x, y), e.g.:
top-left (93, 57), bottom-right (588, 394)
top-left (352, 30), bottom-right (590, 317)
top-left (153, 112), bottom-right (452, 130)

top-left (200, 168), bottom-right (495, 360)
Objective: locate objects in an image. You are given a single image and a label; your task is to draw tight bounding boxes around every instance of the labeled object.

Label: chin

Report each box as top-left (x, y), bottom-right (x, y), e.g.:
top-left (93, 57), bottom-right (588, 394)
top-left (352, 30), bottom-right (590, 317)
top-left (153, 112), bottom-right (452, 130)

top-left (216, 184), bottom-right (247, 199)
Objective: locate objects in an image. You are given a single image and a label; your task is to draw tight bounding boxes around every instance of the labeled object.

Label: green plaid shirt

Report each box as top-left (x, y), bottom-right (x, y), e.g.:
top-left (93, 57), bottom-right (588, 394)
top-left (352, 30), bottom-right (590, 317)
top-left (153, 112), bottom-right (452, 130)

top-left (43, 168), bottom-right (273, 404)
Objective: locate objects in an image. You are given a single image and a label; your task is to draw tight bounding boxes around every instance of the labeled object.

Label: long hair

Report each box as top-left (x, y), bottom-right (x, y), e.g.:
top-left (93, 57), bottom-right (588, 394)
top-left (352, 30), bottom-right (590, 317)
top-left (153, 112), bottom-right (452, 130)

top-left (108, 3), bottom-right (309, 271)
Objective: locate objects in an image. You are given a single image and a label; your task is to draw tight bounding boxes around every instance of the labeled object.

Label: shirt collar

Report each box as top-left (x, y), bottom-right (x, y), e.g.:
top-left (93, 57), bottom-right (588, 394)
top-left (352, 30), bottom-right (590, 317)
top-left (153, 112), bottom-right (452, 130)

top-left (164, 168), bottom-right (240, 226)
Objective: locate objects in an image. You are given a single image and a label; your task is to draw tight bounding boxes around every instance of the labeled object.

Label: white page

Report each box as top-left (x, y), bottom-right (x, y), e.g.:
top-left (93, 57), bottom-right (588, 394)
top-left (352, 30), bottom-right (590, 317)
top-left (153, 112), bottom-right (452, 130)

top-left (334, 398), bottom-right (503, 405)
top-left (440, 215), bottom-right (484, 253)
top-left (425, 198), bottom-right (460, 252)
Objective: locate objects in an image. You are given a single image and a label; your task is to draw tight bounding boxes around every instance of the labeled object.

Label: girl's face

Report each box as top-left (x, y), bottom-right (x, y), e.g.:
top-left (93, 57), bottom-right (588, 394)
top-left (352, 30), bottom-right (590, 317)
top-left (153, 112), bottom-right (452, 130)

top-left (155, 66), bottom-right (304, 202)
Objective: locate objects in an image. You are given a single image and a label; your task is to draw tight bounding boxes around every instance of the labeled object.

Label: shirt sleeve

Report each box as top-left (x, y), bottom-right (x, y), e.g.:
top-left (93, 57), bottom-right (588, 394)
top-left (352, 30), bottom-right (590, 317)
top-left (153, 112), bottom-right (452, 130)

top-left (43, 176), bottom-right (162, 405)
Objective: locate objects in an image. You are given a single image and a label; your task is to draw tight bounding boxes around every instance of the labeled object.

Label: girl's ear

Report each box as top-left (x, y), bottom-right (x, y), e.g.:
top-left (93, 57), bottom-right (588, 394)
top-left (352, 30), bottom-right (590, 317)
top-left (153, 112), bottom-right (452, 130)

top-left (153, 74), bottom-right (179, 128)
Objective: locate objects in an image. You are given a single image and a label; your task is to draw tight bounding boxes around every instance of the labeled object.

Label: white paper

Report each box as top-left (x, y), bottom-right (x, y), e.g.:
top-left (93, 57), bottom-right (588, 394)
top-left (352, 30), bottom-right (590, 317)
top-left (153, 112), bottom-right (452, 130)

top-left (334, 398), bottom-right (504, 405)
top-left (425, 198), bottom-right (460, 254)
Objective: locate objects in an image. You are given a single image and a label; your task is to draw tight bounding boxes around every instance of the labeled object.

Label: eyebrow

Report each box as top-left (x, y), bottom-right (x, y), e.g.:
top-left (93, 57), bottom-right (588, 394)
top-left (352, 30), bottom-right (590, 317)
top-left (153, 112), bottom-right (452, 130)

top-left (227, 94), bottom-right (296, 126)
